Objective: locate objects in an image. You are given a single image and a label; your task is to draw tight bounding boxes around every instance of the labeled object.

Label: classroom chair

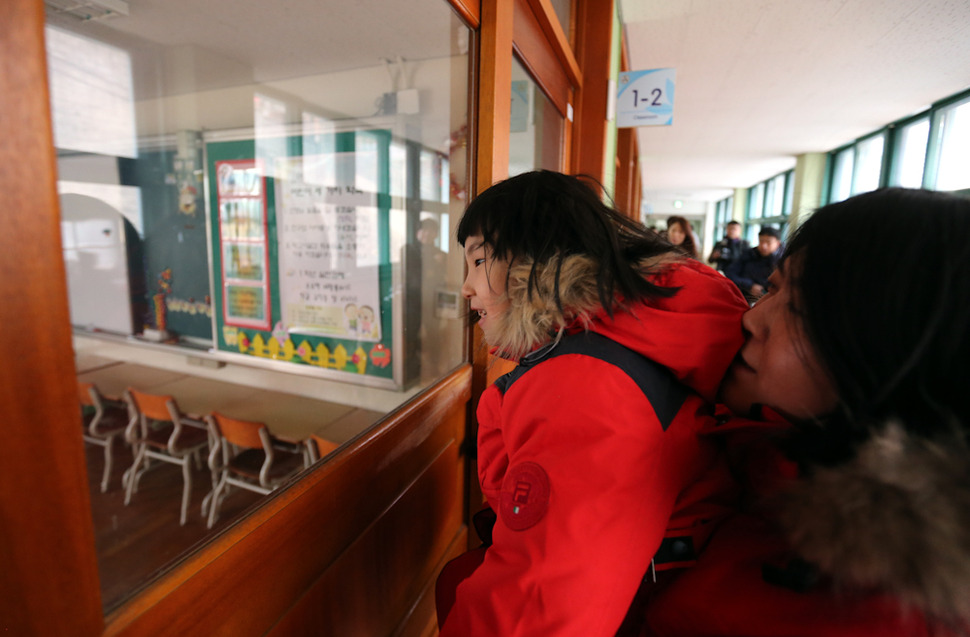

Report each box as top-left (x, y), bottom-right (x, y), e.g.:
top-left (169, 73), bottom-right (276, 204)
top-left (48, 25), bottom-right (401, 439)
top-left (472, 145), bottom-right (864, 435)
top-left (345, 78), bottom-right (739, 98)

top-left (123, 387), bottom-right (209, 526)
top-left (204, 412), bottom-right (305, 529)
top-left (78, 380), bottom-right (131, 493)
top-left (306, 433), bottom-right (341, 464)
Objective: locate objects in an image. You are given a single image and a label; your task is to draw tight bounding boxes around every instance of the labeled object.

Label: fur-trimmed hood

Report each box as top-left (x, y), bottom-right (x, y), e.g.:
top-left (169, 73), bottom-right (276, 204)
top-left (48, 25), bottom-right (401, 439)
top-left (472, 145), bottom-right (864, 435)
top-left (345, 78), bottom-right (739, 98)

top-left (775, 421), bottom-right (970, 625)
top-left (485, 253), bottom-right (748, 402)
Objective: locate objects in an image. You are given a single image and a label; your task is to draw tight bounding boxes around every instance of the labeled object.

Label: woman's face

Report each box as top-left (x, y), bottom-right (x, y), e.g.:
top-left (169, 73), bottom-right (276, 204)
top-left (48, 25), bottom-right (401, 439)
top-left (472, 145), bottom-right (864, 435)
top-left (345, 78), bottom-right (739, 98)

top-left (461, 234), bottom-right (510, 345)
top-left (667, 223), bottom-right (686, 246)
top-left (719, 259), bottom-right (838, 421)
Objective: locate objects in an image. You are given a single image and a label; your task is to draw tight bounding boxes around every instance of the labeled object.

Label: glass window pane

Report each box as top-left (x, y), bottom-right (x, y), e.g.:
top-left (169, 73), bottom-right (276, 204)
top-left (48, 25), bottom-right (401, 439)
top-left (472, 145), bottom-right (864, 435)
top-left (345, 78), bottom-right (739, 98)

top-left (765, 174), bottom-right (785, 217)
top-left (890, 118), bottom-right (929, 188)
top-left (509, 56), bottom-right (564, 176)
top-left (48, 0), bottom-right (472, 613)
top-left (830, 147), bottom-right (854, 203)
top-left (935, 98), bottom-right (970, 191)
top-left (852, 134), bottom-right (885, 195)
top-left (783, 171), bottom-right (794, 216)
top-left (549, 0), bottom-right (572, 41)
top-left (748, 183), bottom-right (765, 219)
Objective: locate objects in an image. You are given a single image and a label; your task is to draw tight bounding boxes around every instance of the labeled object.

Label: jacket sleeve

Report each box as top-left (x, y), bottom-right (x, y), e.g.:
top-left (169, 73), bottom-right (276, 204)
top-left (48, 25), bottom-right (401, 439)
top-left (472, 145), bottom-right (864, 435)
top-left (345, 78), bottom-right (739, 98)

top-left (440, 357), bottom-right (690, 636)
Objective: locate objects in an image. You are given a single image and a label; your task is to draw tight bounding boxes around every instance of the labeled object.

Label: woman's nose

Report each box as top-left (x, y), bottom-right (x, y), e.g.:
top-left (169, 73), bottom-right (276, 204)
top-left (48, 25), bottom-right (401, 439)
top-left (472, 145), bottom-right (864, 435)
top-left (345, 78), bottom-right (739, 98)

top-left (741, 293), bottom-right (770, 339)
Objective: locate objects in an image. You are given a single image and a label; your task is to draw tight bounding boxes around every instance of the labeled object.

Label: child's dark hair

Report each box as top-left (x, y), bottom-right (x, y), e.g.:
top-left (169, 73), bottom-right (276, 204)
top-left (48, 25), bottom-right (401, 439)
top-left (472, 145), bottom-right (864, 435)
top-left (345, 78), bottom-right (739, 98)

top-left (783, 188), bottom-right (970, 462)
top-left (456, 170), bottom-right (677, 315)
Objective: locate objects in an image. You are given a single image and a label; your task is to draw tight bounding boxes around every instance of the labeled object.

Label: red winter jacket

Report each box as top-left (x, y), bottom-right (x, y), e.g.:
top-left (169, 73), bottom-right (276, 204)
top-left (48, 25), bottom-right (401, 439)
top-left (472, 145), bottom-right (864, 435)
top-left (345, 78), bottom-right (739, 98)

top-left (644, 411), bottom-right (970, 637)
top-left (438, 257), bottom-right (748, 636)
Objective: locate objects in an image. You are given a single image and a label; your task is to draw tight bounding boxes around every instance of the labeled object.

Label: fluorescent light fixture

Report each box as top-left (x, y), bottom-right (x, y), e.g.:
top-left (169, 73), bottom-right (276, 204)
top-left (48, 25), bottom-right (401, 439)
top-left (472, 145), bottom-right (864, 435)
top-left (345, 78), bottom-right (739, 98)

top-left (45, 0), bottom-right (129, 21)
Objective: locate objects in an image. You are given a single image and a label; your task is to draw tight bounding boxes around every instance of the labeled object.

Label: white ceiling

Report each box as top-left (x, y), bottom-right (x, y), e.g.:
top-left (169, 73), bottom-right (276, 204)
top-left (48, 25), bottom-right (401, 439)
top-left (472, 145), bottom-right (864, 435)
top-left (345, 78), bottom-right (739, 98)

top-left (618, 0), bottom-right (970, 213)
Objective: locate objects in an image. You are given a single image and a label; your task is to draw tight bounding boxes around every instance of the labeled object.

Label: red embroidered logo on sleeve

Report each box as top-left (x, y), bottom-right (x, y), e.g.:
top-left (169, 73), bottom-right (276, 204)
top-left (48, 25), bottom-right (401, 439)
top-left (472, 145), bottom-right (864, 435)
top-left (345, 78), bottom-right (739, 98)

top-left (499, 462), bottom-right (550, 531)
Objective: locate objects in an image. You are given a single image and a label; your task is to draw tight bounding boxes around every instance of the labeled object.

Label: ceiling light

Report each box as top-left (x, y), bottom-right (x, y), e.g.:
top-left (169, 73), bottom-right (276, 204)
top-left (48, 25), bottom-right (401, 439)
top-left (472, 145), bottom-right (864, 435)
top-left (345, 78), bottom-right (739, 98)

top-left (44, 0), bottom-right (129, 21)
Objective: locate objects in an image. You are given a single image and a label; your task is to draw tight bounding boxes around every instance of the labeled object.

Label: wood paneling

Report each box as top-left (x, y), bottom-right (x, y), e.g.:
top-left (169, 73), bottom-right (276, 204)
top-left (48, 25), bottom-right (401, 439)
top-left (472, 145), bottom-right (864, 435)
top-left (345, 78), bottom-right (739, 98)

top-left (475, 0), bottom-right (514, 191)
top-left (0, 0), bottom-right (104, 633)
top-left (103, 366), bottom-right (471, 636)
top-left (449, 0), bottom-right (481, 28)
top-left (615, 126), bottom-right (640, 218)
top-left (512, 0), bottom-right (573, 118)
top-left (571, 0), bottom-right (615, 186)
top-left (614, 42), bottom-right (642, 218)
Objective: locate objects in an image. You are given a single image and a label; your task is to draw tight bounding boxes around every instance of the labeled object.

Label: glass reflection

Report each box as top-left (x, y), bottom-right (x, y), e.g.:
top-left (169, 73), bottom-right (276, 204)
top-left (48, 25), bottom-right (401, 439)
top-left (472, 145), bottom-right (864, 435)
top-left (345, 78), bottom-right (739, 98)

top-left (49, 0), bottom-right (471, 612)
top-left (509, 55), bottom-right (564, 176)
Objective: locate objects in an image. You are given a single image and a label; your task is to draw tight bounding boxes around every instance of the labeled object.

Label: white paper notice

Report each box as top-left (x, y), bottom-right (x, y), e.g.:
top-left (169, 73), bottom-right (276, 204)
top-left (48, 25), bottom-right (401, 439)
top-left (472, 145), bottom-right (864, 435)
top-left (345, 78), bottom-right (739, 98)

top-left (276, 155), bottom-right (382, 342)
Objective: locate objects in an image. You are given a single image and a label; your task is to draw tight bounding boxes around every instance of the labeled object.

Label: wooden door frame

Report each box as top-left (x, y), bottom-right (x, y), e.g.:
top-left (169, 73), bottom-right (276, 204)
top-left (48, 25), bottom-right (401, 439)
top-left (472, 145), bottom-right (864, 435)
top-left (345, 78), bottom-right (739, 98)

top-left (0, 0), bottom-right (105, 633)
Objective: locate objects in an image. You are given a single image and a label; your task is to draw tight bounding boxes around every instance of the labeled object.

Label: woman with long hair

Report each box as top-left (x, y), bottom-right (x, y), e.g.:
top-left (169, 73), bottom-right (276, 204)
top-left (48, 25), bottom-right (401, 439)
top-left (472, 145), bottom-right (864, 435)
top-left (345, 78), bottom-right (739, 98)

top-left (645, 188), bottom-right (970, 636)
top-left (665, 215), bottom-right (699, 259)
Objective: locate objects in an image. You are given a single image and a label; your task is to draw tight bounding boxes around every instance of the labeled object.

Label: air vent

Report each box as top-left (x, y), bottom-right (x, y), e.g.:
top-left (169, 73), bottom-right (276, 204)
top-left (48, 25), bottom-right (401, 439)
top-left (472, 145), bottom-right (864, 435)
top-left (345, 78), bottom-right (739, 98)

top-left (44, 0), bottom-right (129, 21)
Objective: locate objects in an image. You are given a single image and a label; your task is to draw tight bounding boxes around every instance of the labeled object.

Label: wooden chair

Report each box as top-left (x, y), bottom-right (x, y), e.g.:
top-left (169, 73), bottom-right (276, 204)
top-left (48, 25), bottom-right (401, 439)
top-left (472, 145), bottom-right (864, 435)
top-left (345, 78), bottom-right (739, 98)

top-left (306, 433), bottom-right (341, 464)
top-left (77, 381), bottom-right (130, 493)
top-left (123, 387), bottom-right (209, 526)
top-left (204, 412), bottom-right (305, 529)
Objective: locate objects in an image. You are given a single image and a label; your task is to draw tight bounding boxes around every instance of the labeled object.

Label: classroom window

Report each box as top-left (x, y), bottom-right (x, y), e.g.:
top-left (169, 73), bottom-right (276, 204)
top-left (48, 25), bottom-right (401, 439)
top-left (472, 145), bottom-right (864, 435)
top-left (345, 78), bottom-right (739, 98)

top-left (509, 55), bottom-right (565, 176)
top-left (48, 0), bottom-right (472, 614)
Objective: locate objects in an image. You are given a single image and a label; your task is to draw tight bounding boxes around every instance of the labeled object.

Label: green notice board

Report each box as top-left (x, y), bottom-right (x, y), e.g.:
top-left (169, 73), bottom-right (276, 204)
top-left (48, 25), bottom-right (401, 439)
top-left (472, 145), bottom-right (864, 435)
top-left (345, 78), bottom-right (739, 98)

top-left (206, 131), bottom-right (400, 387)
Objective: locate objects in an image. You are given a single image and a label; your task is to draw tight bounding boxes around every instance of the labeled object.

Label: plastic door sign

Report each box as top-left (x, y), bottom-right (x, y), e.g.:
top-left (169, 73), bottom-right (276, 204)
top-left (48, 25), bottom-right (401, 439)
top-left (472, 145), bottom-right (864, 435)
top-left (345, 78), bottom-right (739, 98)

top-left (616, 68), bottom-right (676, 128)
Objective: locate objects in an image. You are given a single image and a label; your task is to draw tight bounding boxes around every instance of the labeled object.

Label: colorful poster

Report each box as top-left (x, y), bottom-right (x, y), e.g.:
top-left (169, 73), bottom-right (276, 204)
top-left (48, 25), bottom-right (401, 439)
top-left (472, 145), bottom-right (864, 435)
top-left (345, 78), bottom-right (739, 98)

top-left (226, 284), bottom-right (266, 322)
top-left (216, 159), bottom-right (271, 330)
top-left (276, 155), bottom-right (383, 342)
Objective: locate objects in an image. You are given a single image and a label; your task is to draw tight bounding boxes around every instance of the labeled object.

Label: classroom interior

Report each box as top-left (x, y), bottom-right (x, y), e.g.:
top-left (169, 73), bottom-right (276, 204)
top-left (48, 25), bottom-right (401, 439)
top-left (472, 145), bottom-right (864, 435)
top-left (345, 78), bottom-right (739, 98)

top-left (5, 0), bottom-right (970, 635)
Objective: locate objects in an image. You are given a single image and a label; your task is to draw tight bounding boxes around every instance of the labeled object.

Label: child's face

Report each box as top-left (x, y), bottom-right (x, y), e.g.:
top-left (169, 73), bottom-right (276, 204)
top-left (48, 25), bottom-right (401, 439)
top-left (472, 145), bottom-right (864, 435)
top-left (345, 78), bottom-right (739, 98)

top-left (719, 260), bottom-right (837, 421)
top-left (461, 234), bottom-right (510, 344)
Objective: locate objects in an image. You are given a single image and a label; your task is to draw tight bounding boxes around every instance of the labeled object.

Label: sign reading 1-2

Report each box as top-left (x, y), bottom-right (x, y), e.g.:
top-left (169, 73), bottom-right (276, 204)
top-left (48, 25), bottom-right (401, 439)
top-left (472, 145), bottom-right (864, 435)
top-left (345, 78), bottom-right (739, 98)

top-left (616, 68), bottom-right (676, 128)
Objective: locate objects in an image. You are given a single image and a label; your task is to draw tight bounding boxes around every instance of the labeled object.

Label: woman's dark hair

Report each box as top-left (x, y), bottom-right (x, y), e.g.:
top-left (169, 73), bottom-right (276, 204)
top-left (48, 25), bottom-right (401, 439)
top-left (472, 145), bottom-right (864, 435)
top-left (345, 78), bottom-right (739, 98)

top-left (456, 170), bottom-right (676, 315)
top-left (784, 187), bottom-right (970, 459)
top-left (666, 215), bottom-right (699, 259)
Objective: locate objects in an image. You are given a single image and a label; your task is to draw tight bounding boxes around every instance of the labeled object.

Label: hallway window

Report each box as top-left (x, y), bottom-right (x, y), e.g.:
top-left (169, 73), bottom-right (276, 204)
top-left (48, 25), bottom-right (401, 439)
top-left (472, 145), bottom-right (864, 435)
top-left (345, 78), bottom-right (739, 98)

top-left (47, 0), bottom-right (472, 613)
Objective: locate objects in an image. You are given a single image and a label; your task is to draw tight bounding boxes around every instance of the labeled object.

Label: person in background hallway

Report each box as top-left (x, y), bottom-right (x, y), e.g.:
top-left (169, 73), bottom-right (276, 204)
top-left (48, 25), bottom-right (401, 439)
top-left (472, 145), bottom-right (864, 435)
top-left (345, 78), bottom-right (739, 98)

top-left (707, 219), bottom-right (749, 272)
top-left (416, 217), bottom-right (449, 378)
top-left (435, 170), bottom-right (748, 636)
top-left (644, 188), bottom-right (970, 637)
top-left (665, 215), bottom-right (700, 259)
top-left (725, 225), bottom-right (782, 302)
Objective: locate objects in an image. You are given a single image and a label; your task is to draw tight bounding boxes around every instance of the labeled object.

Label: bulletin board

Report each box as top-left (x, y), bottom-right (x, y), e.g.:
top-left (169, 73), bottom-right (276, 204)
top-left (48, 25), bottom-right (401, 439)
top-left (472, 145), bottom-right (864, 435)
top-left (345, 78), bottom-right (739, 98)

top-left (205, 131), bottom-right (401, 388)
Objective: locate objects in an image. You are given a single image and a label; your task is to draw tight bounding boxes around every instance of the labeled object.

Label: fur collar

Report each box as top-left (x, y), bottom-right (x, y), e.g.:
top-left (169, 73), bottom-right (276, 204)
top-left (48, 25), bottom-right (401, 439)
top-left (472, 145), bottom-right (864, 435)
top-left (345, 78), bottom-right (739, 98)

top-left (775, 422), bottom-right (970, 623)
top-left (486, 254), bottom-right (608, 360)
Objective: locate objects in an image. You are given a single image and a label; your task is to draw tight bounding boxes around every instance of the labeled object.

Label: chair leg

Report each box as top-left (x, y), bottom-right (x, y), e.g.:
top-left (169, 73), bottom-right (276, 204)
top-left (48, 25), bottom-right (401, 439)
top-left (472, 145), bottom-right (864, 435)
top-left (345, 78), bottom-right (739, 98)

top-left (124, 444), bottom-right (147, 506)
top-left (180, 458), bottom-right (193, 526)
top-left (100, 436), bottom-right (114, 493)
top-left (206, 472), bottom-right (228, 529)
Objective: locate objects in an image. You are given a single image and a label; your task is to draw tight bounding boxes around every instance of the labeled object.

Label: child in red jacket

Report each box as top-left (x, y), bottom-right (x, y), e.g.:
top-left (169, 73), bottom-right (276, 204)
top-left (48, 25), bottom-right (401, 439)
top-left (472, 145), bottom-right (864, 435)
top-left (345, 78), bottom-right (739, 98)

top-left (436, 171), bottom-right (748, 636)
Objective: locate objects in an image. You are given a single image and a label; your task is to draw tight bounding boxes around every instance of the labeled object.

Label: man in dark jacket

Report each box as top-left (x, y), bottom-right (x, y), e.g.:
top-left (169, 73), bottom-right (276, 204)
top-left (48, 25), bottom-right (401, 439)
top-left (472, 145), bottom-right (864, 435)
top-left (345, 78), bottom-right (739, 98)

top-left (726, 226), bottom-right (782, 303)
top-left (707, 220), bottom-right (749, 272)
